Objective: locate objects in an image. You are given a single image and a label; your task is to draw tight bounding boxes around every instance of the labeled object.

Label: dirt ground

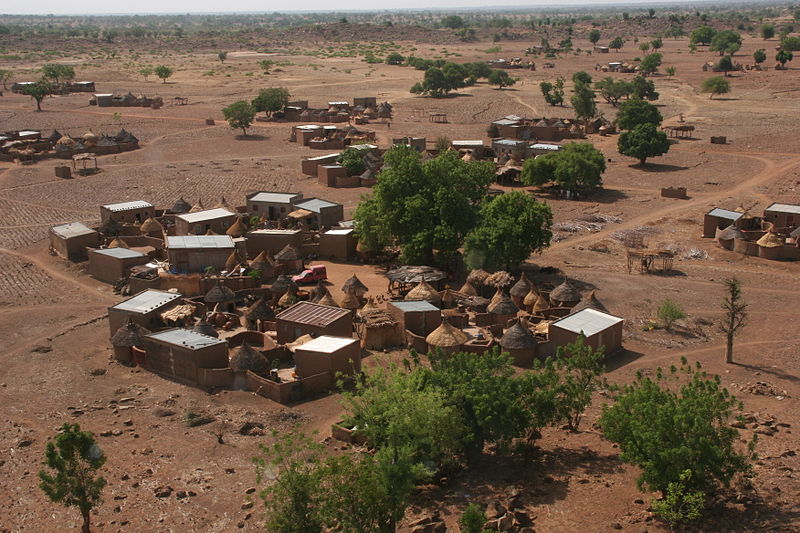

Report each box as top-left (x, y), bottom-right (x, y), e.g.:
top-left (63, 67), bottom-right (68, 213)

top-left (1, 30), bottom-right (800, 533)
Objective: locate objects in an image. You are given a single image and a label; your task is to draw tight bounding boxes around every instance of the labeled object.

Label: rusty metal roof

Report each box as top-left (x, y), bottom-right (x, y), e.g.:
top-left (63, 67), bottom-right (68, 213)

top-left (276, 301), bottom-right (351, 327)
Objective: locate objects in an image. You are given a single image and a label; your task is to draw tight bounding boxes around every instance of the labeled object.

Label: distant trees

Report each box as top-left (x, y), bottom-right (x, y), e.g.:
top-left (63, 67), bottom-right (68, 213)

top-left (258, 59), bottom-right (275, 73)
top-left (217, 51), bottom-right (227, 63)
top-left (618, 123), bottom-right (670, 166)
top-left (690, 25), bottom-right (717, 45)
top-left (639, 52), bottom-right (663, 74)
top-left (251, 87), bottom-right (290, 116)
top-left (154, 65), bottom-right (173, 83)
top-left (571, 70), bottom-right (592, 85)
top-left (781, 35), bottom-right (800, 51)
top-left (410, 62), bottom-right (473, 97)
top-left (39, 423), bottom-right (106, 533)
top-left (609, 36), bottom-right (624, 51)
top-left (385, 52), bottom-right (404, 65)
top-left (488, 69), bottom-right (516, 89)
top-left (650, 38), bottom-right (663, 50)
top-left (776, 49), bottom-right (794, 68)
top-left (588, 29), bottom-right (601, 45)
top-left (42, 63), bottom-right (75, 84)
top-left (441, 15), bottom-right (465, 29)
top-left (594, 77), bottom-right (631, 106)
top-left (540, 77), bottom-right (565, 106)
top-left (0, 69), bottom-right (12, 89)
top-left (760, 24), bottom-right (775, 40)
top-left (138, 67), bottom-right (154, 81)
top-left (710, 30), bottom-right (742, 56)
top-left (665, 66), bottom-right (676, 77)
top-left (720, 278), bottom-right (748, 364)
top-left (616, 99), bottom-right (663, 130)
top-left (222, 100), bottom-right (256, 136)
top-left (753, 49), bottom-right (767, 65)
top-left (717, 55), bottom-right (735, 76)
top-left (23, 81), bottom-right (51, 112)
top-left (521, 142), bottom-right (606, 195)
top-left (701, 76), bottom-right (731, 99)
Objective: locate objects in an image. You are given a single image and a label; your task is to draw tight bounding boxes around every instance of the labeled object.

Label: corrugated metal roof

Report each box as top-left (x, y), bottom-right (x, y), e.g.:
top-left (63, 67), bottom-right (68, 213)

top-left (294, 198), bottom-right (340, 213)
top-left (551, 308), bottom-right (623, 337)
top-left (296, 125), bottom-right (322, 130)
top-left (765, 203), bottom-right (800, 215)
top-left (297, 335), bottom-right (357, 353)
top-left (50, 222), bottom-right (96, 239)
top-left (176, 208), bottom-right (236, 224)
top-left (530, 143), bottom-right (561, 150)
top-left (112, 289), bottom-right (182, 313)
top-left (493, 119), bottom-right (519, 126)
top-left (276, 301), bottom-right (351, 326)
top-left (248, 229), bottom-right (302, 235)
top-left (249, 192), bottom-right (301, 204)
top-left (93, 248), bottom-right (146, 260)
top-left (307, 153), bottom-right (341, 161)
top-left (325, 229), bottom-right (354, 236)
top-left (102, 200), bottom-right (153, 212)
top-left (389, 300), bottom-right (440, 313)
top-left (493, 139), bottom-right (526, 146)
top-left (452, 140), bottom-right (485, 146)
top-left (707, 208), bottom-right (743, 221)
top-left (146, 328), bottom-right (226, 350)
top-left (166, 235), bottom-right (235, 249)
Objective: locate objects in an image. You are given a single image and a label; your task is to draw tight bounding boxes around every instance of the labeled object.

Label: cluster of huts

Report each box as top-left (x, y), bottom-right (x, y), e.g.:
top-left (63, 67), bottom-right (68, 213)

top-left (704, 203), bottom-right (800, 260)
top-left (267, 97), bottom-right (392, 124)
top-left (290, 124), bottom-right (376, 151)
top-left (0, 129), bottom-right (139, 163)
top-left (487, 58), bottom-right (536, 70)
top-left (90, 92), bottom-right (164, 108)
top-left (300, 143), bottom-right (382, 188)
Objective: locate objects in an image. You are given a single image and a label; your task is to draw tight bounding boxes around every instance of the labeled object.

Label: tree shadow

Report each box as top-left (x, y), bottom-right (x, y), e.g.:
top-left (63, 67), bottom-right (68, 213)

top-left (534, 188), bottom-right (628, 204)
top-left (709, 97), bottom-right (739, 101)
top-left (235, 134), bottom-right (268, 141)
top-left (688, 494), bottom-right (800, 533)
top-left (605, 347), bottom-right (646, 371)
top-left (732, 362), bottom-right (800, 384)
top-left (633, 162), bottom-right (689, 172)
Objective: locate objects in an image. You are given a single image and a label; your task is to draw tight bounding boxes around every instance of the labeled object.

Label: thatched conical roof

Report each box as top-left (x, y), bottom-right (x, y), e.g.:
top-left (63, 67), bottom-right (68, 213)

top-left (271, 275), bottom-right (298, 298)
top-left (245, 297), bottom-right (274, 321)
top-left (405, 279), bottom-right (441, 306)
top-left (340, 291), bottom-right (361, 310)
top-left (108, 237), bottom-right (129, 249)
top-left (311, 280), bottom-right (331, 303)
top-left (226, 217), bottom-right (248, 238)
top-left (523, 287), bottom-right (540, 307)
top-left (111, 319), bottom-right (149, 347)
top-left (550, 280), bottom-right (582, 304)
top-left (189, 199), bottom-right (205, 213)
top-left (717, 225), bottom-right (745, 241)
top-left (318, 292), bottom-right (340, 307)
top-left (278, 289), bottom-right (298, 307)
top-left (224, 251), bottom-right (240, 272)
top-left (459, 281), bottom-right (478, 296)
top-left (275, 244), bottom-right (302, 262)
top-left (426, 319), bottom-right (471, 347)
top-left (488, 290), bottom-right (519, 315)
top-left (140, 217), bottom-right (163, 234)
top-left (192, 317), bottom-right (218, 338)
top-left (571, 290), bottom-right (609, 314)
top-left (342, 274), bottom-right (368, 294)
top-left (171, 197), bottom-right (192, 214)
top-left (485, 270), bottom-right (512, 288)
top-left (467, 269), bottom-right (490, 286)
top-left (250, 250), bottom-right (272, 269)
top-left (215, 196), bottom-right (233, 211)
top-left (230, 343), bottom-right (268, 375)
top-left (532, 292), bottom-right (550, 313)
top-left (757, 231), bottom-right (783, 248)
top-left (205, 280), bottom-right (235, 303)
top-left (205, 228), bottom-right (218, 236)
top-left (510, 272), bottom-right (532, 299)
top-left (499, 320), bottom-right (538, 350)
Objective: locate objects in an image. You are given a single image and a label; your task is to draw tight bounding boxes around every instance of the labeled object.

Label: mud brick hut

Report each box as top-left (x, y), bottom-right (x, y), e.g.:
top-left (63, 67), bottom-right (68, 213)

top-left (357, 307), bottom-right (403, 349)
top-left (293, 335), bottom-right (361, 380)
top-left (498, 319), bottom-right (538, 366)
top-left (319, 228), bottom-right (357, 260)
top-left (292, 198), bottom-right (344, 228)
top-left (246, 192), bottom-right (303, 220)
top-left (246, 229), bottom-right (303, 258)
top-left (166, 235), bottom-right (235, 273)
top-left (301, 153), bottom-right (341, 176)
top-left (763, 203), bottom-right (800, 233)
top-left (492, 139), bottom-right (528, 161)
top-left (703, 207), bottom-right (744, 238)
top-left (100, 200), bottom-right (155, 225)
top-left (387, 300), bottom-right (442, 337)
top-left (49, 222), bottom-right (99, 260)
top-left (142, 328), bottom-right (229, 386)
top-left (108, 288), bottom-right (183, 336)
top-left (548, 308), bottom-right (624, 353)
top-left (275, 301), bottom-right (353, 344)
top-left (88, 247), bottom-right (150, 284)
top-left (175, 207), bottom-right (237, 236)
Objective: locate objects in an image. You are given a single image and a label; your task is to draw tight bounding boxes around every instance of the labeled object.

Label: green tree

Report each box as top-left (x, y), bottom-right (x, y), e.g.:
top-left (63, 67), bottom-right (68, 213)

top-left (154, 65), bottom-right (173, 83)
top-left (460, 503), bottom-right (489, 533)
top-left (572, 70), bottom-right (592, 85)
top-left (571, 80), bottom-right (597, 121)
top-left (337, 146), bottom-right (370, 176)
top-left (609, 36), bottom-right (624, 51)
top-left (776, 49), bottom-right (794, 67)
top-left (710, 30), bottom-right (742, 56)
top-left (630, 74), bottom-right (659, 100)
top-left (651, 38), bottom-right (663, 50)
top-left (665, 66), bottom-right (676, 76)
top-left (690, 25), bottom-right (717, 45)
top-left (657, 298), bottom-right (686, 329)
top-left (222, 100), bottom-right (256, 136)
top-left (639, 42), bottom-right (651, 53)
top-left (217, 51), bottom-right (227, 63)
top-left (39, 423), bottom-right (106, 533)
top-left (521, 142), bottom-right (606, 194)
top-left (618, 122), bottom-right (670, 166)
top-left (760, 24), bottom-right (775, 40)
top-left (640, 52), bottom-right (663, 74)
top-left (488, 69), bottom-right (515, 89)
top-left (650, 470), bottom-right (706, 528)
top-left (588, 29), bottom-right (601, 45)
top-left (781, 36), bottom-right (800, 51)
top-left (441, 15), bottom-right (465, 29)
top-left (553, 336), bottom-right (607, 430)
top-left (540, 77), bottom-right (565, 106)
top-left (753, 49), bottom-right (767, 64)
top-left (138, 67), bottom-right (154, 81)
top-left (701, 75), bottom-right (731, 99)
top-left (23, 81), bottom-right (51, 112)
top-left (410, 66), bottom-right (457, 97)
top-left (385, 52), bottom-right (404, 65)
top-left (599, 359), bottom-right (756, 497)
top-left (720, 278), bottom-right (747, 364)
top-left (464, 191), bottom-right (553, 271)
top-left (717, 55), bottom-right (735, 76)
top-left (616, 99), bottom-right (663, 130)
top-left (252, 87), bottom-right (290, 116)
top-left (354, 145), bottom-right (494, 265)
top-left (0, 69), bottom-right (11, 89)
top-left (595, 77), bottom-right (632, 106)
top-left (42, 63), bottom-right (75, 84)
top-left (258, 59), bottom-right (275, 72)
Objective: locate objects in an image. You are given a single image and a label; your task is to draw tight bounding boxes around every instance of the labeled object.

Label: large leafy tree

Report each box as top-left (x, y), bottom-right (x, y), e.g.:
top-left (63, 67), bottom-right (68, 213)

top-left (595, 77), bottom-right (632, 106)
top-left (618, 122), bottom-right (671, 165)
top-left (600, 360), bottom-right (756, 497)
top-left (222, 100), bottom-right (256, 136)
top-left (521, 142), bottom-right (606, 194)
top-left (41, 63), bottom-right (75, 84)
top-left (540, 77), bottom-right (565, 106)
top-left (552, 336), bottom-right (607, 431)
top-left (410, 62), bottom-right (471, 97)
top-left (616, 98), bottom-right (663, 130)
top-left (690, 25), bottom-right (717, 45)
top-left (630, 75), bottom-right (659, 101)
top-left (710, 30), bottom-right (742, 56)
top-left (464, 191), bottom-right (553, 271)
top-left (488, 69), bottom-right (515, 89)
top-left (640, 52), bottom-right (663, 74)
top-left (154, 64), bottom-right (173, 83)
top-left (609, 36), bottom-right (624, 50)
top-left (701, 76), bottom-right (731, 99)
top-left (588, 29), bottom-right (601, 44)
top-left (39, 423), bottom-right (106, 533)
top-left (571, 80), bottom-right (597, 121)
top-left (753, 49), bottom-right (767, 65)
top-left (776, 49), bottom-right (794, 68)
top-left (23, 81), bottom-right (51, 111)
top-left (354, 145), bottom-right (494, 265)
top-left (252, 87), bottom-right (290, 116)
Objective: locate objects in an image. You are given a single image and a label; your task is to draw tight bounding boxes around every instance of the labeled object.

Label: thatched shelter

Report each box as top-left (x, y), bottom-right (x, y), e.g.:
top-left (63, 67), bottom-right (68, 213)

top-left (249, 251), bottom-right (275, 283)
top-left (205, 280), bottom-right (235, 311)
top-left (311, 280), bottom-right (331, 303)
top-left (572, 290), bottom-right (609, 314)
top-left (140, 217), bottom-right (164, 237)
top-left (271, 275), bottom-right (298, 301)
top-left (342, 274), bottom-right (368, 297)
top-left (510, 273), bottom-right (532, 308)
top-left (485, 270), bottom-right (513, 288)
top-left (467, 269), bottom-right (490, 286)
top-left (192, 316), bottom-right (218, 338)
top-left (405, 279), bottom-right (442, 307)
top-left (523, 287), bottom-right (540, 311)
top-left (110, 319), bottom-right (149, 364)
top-left (459, 281), bottom-right (478, 296)
top-left (499, 320), bottom-right (538, 365)
top-left (386, 265), bottom-right (446, 296)
top-left (226, 217), bottom-right (249, 238)
top-left (425, 319), bottom-right (471, 354)
top-left (549, 280), bottom-right (582, 307)
top-left (274, 244), bottom-right (304, 272)
top-left (205, 228), bottom-right (218, 236)
top-left (224, 251), bottom-right (240, 272)
top-left (189, 199), bottom-right (205, 213)
top-left (487, 290), bottom-right (519, 323)
top-left (341, 290), bottom-right (362, 311)
top-left (278, 289), bottom-right (299, 308)
top-left (229, 343), bottom-right (269, 376)
top-left (318, 292), bottom-right (340, 308)
top-left (108, 236), bottom-right (129, 249)
top-left (358, 308), bottom-right (403, 349)
top-left (171, 197), bottom-right (192, 214)
top-left (245, 298), bottom-right (274, 330)
top-left (532, 292), bottom-right (551, 315)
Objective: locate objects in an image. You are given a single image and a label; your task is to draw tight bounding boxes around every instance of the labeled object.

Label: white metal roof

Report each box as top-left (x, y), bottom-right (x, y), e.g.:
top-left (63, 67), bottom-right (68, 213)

top-left (494, 139), bottom-right (526, 146)
top-left (166, 235), bottom-right (235, 249)
top-left (248, 192), bottom-right (301, 204)
top-left (765, 202), bottom-right (800, 215)
top-left (307, 153), bottom-right (341, 161)
top-left (146, 328), bottom-right (226, 350)
top-left (328, 101), bottom-right (349, 105)
top-left (112, 289), bottom-right (181, 313)
top-left (102, 200), bottom-right (153, 212)
top-left (297, 335), bottom-right (358, 353)
top-left (390, 300), bottom-right (440, 312)
top-left (452, 140), bottom-right (484, 146)
top-left (50, 222), bottom-right (96, 239)
top-left (325, 228), bottom-right (354, 236)
top-left (294, 198), bottom-right (340, 213)
top-left (493, 119), bottom-right (519, 126)
top-left (176, 208), bottom-right (236, 223)
top-left (18, 130), bottom-right (41, 137)
top-left (296, 125), bottom-right (322, 130)
top-left (248, 229), bottom-right (302, 235)
top-left (349, 143), bottom-right (378, 150)
top-left (707, 208), bottom-right (743, 220)
top-left (530, 143), bottom-right (561, 150)
top-left (551, 308), bottom-right (623, 337)
top-left (93, 247), bottom-right (146, 260)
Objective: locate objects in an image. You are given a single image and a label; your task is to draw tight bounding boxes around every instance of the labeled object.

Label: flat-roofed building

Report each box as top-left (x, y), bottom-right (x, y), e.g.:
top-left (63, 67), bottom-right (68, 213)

top-left (764, 203), bottom-right (800, 232)
top-left (292, 198), bottom-right (344, 228)
top-left (548, 308), bottom-right (623, 353)
top-left (100, 200), bottom-right (154, 224)
top-left (318, 228), bottom-right (357, 260)
top-left (387, 300), bottom-right (442, 337)
top-left (703, 207), bottom-right (743, 238)
top-left (88, 247), bottom-right (150, 284)
top-left (174, 208), bottom-right (237, 236)
top-left (166, 235), bottom-right (235, 273)
top-left (143, 328), bottom-right (229, 385)
top-left (246, 192), bottom-right (303, 220)
top-left (49, 222), bottom-right (99, 260)
top-left (245, 229), bottom-right (303, 258)
top-left (275, 301), bottom-right (353, 343)
top-left (293, 335), bottom-right (360, 378)
top-left (108, 289), bottom-right (183, 335)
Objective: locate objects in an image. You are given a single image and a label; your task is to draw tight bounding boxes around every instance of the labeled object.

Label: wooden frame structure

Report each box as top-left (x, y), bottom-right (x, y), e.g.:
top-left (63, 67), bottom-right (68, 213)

top-left (626, 249), bottom-right (675, 274)
top-left (429, 112), bottom-right (448, 123)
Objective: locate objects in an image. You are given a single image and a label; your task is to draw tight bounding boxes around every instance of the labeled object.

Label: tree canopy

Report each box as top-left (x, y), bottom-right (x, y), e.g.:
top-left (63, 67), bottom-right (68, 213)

top-left (609, 36), bottom-right (624, 50)
top-left (690, 25), bottom-right (717, 45)
top-left (616, 99), bottom-right (663, 130)
top-left (42, 63), bottom-right (75, 84)
top-left (252, 87), bottom-right (290, 115)
top-left (23, 81), bottom-right (51, 112)
top-left (595, 77), bottom-right (631, 106)
top-left (521, 142), bottom-right (606, 194)
top-left (588, 29), bottom-right (601, 44)
top-left (710, 30), bottom-right (742, 56)
top-left (630, 74), bottom-right (659, 100)
top-left (639, 52), bottom-right (663, 74)
top-left (540, 77), bottom-right (565, 106)
top-left (337, 146), bottom-right (370, 176)
top-left (488, 69), bottom-right (515, 89)
top-left (222, 100), bottom-right (256, 135)
top-left (154, 65), bottom-right (173, 83)
top-left (571, 80), bottom-right (597, 121)
top-left (701, 76), bottom-right (731, 99)
top-left (410, 63), bottom-right (472, 97)
top-left (753, 49), bottom-right (767, 64)
top-left (618, 122), bottom-right (671, 165)
top-left (776, 49), bottom-right (794, 67)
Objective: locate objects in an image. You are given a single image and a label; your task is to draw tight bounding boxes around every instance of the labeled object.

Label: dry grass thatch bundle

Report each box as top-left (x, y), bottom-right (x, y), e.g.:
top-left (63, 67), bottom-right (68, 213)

top-left (229, 343), bottom-right (268, 375)
top-left (111, 320), bottom-right (149, 347)
top-left (405, 280), bottom-right (441, 306)
top-left (499, 320), bottom-right (538, 350)
top-left (425, 319), bottom-right (471, 347)
top-left (485, 270), bottom-right (513, 288)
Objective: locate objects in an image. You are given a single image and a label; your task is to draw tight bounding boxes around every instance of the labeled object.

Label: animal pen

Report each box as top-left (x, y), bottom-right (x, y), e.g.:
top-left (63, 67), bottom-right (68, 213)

top-left (663, 125), bottom-right (695, 139)
top-left (626, 249), bottom-right (675, 274)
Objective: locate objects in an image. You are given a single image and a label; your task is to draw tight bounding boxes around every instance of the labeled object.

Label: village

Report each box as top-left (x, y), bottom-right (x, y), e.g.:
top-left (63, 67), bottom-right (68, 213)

top-left (2, 4), bottom-right (800, 533)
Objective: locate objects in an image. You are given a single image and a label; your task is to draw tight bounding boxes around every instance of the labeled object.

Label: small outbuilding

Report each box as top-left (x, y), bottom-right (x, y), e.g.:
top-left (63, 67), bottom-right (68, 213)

top-left (357, 308), bottom-right (403, 349)
top-left (246, 191), bottom-right (303, 220)
top-left (703, 208), bottom-right (743, 238)
top-left (292, 198), bottom-right (344, 228)
top-left (387, 300), bottom-right (442, 337)
top-left (88, 247), bottom-right (150, 284)
top-left (319, 228), bottom-right (357, 260)
top-left (763, 203), bottom-right (800, 232)
top-left (293, 335), bottom-right (361, 379)
top-left (108, 289), bottom-right (182, 336)
top-left (166, 235), bottom-right (235, 273)
top-left (110, 319), bottom-right (150, 365)
top-left (425, 319), bottom-right (471, 354)
top-left (100, 200), bottom-right (154, 225)
top-left (548, 308), bottom-right (623, 353)
top-left (142, 328), bottom-right (229, 386)
top-left (498, 319), bottom-right (538, 366)
top-left (275, 301), bottom-right (354, 344)
top-left (49, 222), bottom-right (100, 261)
top-left (246, 229), bottom-right (303, 258)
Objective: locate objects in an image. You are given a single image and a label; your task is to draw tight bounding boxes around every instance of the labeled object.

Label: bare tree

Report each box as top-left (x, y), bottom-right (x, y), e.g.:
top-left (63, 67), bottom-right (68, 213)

top-left (720, 278), bottom-right (747, 364)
